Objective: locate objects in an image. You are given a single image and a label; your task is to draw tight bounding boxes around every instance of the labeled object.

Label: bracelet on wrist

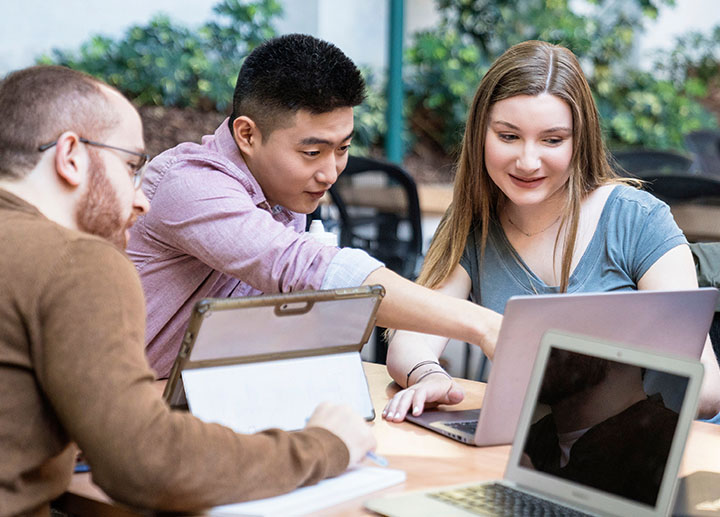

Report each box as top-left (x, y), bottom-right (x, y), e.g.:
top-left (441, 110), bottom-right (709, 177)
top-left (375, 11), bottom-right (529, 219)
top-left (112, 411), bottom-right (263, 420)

top-left (413, 369), bottom-right (452, 385)
top-left (406, 360), bottom-right (440, 388)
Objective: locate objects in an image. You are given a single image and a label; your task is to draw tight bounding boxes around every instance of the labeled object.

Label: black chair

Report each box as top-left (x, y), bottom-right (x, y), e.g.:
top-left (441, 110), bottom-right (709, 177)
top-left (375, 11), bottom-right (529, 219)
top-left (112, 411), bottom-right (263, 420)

top-left (328, 155), bottom-right (423, 280)
top-left (609, 149), bottom-right (720, 233)
top-left (640, 174), bottom-right (720, 204)
top-left (711, 313), bottom-right (720, 370)
top-left (323, 155), bottom-right (424, 363)
top-left (610, 148), bottom-right (694, 176)
top-left (684, 130), bottom-right (720, 177)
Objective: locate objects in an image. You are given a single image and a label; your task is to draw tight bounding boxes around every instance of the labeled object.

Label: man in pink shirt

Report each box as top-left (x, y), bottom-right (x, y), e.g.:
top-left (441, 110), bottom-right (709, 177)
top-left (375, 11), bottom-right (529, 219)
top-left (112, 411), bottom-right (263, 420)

top-left (128, 34), bottom-right (502, 381)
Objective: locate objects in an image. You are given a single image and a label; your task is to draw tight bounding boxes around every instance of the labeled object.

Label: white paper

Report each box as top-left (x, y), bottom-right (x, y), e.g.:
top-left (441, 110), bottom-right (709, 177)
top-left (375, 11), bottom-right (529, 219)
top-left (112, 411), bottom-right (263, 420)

top-left (181, 352), bottom-right (374, 433)
top-left (209, 467), bottom-right (406, 516)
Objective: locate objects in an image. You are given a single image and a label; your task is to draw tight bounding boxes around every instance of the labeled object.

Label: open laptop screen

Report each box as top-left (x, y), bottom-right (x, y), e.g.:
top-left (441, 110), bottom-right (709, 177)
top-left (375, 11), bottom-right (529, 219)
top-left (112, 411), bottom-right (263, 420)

top-left (518, 345), bottom-right (689, 508)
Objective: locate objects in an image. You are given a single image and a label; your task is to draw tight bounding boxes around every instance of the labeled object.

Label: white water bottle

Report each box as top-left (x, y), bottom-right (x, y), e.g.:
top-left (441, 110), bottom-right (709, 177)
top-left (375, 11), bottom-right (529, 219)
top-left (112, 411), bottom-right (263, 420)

top-left (307, 219), bottom-right (338, 247)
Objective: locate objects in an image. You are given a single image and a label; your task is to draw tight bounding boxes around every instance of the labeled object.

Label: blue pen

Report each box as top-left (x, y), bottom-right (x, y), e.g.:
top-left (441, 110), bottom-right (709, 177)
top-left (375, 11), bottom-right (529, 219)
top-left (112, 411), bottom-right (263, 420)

top-left (74, 461), bottom-right (91, 473)
top-left (365, 451), bottom-right (388, 467)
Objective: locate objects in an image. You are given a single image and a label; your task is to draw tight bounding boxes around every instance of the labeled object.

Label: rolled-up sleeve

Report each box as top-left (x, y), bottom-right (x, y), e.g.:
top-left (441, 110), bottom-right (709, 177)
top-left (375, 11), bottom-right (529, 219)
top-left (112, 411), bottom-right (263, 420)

top-left (321, 247), bottom-right (384, 290)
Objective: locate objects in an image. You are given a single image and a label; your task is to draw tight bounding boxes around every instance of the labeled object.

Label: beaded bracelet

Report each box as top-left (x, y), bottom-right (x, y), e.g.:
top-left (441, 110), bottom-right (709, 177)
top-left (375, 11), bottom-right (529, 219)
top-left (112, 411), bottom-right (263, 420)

top-left (406, 360), bottom-right (440, 388)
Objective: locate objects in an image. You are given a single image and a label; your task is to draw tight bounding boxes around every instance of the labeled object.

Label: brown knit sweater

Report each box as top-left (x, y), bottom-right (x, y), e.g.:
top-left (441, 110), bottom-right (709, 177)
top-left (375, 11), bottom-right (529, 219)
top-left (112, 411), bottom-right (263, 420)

top-left (0, 189), bottom-right (348, 516)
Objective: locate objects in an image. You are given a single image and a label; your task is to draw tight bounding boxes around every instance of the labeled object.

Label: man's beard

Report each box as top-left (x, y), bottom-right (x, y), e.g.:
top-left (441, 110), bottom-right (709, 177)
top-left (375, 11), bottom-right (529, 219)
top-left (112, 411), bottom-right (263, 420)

top-left (75, 155), bottom-right (134, 250)
top-left (538, 349), bottom-right (610, 406)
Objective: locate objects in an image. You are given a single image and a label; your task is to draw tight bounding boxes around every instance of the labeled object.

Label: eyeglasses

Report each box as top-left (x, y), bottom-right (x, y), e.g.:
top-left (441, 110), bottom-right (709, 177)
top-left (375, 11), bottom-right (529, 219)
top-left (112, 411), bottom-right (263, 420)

top-left (38, 137), bottom-right (150, 190)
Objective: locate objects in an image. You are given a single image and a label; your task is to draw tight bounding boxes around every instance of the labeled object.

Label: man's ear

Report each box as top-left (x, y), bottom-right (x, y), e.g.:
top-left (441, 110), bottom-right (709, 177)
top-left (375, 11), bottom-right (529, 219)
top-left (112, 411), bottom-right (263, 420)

top-left (53, 132), bottom-right (87, 188)
top-left (232, 116), bottom-right (260, 155)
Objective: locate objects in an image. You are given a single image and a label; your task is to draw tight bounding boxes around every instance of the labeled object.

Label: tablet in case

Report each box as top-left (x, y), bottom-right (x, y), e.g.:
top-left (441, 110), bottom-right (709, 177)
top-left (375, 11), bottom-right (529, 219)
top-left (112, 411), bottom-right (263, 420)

top-left (163, 285), bottom-right (384, 433)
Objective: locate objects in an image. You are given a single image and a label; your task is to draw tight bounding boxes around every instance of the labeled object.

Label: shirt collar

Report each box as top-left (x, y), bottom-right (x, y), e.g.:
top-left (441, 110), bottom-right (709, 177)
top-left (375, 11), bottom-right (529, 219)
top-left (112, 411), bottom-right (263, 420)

top-left (0, 188), bottom-right (43, 215)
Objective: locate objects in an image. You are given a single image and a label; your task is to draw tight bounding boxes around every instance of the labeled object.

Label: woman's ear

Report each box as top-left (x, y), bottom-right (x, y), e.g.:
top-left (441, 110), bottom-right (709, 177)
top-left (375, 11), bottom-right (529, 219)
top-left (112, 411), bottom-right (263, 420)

top-left (53, 132), bottom-right (87, 188)
top-left (232, 116), bottom-right (260, 156)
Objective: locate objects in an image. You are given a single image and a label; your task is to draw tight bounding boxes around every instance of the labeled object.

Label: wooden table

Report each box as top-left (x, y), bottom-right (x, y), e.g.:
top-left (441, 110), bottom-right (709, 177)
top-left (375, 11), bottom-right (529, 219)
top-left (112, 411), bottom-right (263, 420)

top-left (56, 363), bottom-right (720, 516)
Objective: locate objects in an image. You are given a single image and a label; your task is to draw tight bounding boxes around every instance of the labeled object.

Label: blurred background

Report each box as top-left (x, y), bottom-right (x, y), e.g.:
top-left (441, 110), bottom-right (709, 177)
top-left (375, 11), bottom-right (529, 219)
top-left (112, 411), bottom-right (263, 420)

top-left (2, 0), bottom-right (718, 179)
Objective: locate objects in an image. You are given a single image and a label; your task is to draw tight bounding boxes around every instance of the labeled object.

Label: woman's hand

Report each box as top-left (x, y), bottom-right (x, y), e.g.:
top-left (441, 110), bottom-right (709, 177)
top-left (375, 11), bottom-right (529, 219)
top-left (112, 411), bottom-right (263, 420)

top-left (382, 373), bottom-right (465, 422)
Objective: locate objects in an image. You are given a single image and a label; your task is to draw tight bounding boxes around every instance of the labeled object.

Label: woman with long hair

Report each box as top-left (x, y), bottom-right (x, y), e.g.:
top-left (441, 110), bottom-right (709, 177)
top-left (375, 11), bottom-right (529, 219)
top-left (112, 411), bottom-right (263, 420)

top-left (383, 40), bottom-right (720, 421)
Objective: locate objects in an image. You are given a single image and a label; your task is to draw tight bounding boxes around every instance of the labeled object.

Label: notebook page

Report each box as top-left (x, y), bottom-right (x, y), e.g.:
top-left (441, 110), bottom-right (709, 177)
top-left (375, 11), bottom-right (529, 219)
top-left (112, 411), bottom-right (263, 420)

top-left (181, 351), bottom-right (373, 433)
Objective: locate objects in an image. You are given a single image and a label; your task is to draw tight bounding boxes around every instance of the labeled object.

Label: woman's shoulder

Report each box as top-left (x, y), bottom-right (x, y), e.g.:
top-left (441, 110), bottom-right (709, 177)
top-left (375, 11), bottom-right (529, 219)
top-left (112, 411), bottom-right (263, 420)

top-left (599, 183), bottom-right (677, 235)
top-left (605, 183), bottom-right (666, 209)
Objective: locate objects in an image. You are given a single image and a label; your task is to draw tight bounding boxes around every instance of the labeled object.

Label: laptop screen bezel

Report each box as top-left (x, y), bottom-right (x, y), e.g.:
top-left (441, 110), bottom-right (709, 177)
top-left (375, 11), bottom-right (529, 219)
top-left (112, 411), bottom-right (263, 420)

top-left (504, 329), bottom-right (704, 517)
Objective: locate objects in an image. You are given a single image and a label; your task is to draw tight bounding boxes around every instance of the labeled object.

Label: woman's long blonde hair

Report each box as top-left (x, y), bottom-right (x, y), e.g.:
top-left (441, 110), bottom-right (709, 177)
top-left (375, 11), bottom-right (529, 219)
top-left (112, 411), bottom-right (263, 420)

top-left (417, 40), bottom-right (637, 292)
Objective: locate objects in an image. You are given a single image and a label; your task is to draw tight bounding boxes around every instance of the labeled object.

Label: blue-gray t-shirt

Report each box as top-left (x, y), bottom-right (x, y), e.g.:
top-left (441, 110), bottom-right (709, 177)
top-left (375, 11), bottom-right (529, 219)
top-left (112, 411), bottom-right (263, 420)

top-left (459, 185), bottom-right (688, 314)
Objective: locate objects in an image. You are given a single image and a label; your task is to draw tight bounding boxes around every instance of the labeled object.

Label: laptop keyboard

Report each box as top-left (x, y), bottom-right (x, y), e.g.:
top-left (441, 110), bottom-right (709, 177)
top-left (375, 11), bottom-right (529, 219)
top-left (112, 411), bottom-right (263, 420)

top-left (428, 482), bottom-right (592, 516)
top-left (445, 420), bottom-right (478, 434)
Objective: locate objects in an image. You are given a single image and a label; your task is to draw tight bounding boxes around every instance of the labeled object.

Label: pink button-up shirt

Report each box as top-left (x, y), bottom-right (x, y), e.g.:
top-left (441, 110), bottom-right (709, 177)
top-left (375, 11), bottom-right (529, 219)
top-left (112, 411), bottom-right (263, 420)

top-left (127, 120), bottom-right (380, 377)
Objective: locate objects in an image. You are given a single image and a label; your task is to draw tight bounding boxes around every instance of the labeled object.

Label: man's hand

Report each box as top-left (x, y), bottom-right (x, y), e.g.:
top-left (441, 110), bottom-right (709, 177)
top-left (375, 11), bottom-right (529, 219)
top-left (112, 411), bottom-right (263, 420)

top-left (306, 402), bottom-right (376, 467)
top-left (382, 375), bottom-right (465, 422)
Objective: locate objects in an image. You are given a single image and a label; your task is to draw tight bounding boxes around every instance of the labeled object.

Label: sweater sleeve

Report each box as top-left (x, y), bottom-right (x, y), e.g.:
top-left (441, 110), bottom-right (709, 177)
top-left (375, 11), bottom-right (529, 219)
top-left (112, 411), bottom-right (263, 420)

top-left (34, 238), bottom-right (349, 511)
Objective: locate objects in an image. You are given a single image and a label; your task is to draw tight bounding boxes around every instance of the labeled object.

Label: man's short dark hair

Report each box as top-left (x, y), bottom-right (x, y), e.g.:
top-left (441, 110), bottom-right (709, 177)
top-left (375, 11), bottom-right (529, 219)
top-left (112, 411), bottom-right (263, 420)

top-left (539, 349), bottom-right (610, 406)
top-left (0, 66), bottom-right (117, 180)
top-left (228, 33), bottom-right (365, 138)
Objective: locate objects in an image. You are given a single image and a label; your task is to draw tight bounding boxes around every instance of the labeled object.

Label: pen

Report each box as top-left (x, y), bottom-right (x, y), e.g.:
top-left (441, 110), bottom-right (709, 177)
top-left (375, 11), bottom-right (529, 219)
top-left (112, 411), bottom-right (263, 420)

top-left (74, 461), bottom-right (91, 473)
top-left (365, 451), bottom-right (388, 467)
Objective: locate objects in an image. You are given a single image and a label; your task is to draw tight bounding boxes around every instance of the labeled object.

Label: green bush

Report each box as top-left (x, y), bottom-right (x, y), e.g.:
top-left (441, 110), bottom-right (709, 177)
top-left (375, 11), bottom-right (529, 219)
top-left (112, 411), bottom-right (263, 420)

top-left (404, 0), bottom-right (718, 155)
top-left (597, 69), bottom-right (716, 150)
top-left (352, 68), bottom-right (388, 155)
top-left (405, 28), bottom-right (487, 156)
top-left (37, 0), bottom-right (719, 157)
top-left (657, 25), bottom-right (720, 86)
top-left (38, 0), bottom-right (387, 153)
top-left (38, 0), bottom-right (283, 112)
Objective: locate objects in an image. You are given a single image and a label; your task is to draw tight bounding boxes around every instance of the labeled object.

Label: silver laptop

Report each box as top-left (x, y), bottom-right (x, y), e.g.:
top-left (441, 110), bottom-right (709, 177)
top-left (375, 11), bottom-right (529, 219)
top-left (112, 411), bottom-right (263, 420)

top-left (406, 288), bottom-right (718, 446)
top-left (366, 329), bottom-right (704, 517)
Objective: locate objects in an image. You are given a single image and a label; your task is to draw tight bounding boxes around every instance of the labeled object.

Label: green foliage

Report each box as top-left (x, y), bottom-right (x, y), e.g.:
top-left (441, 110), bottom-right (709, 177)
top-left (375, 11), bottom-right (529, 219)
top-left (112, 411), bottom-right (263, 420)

top-left (352, 68), bottom-right (388, 155)
top-left (35, 0), bottom-right (719, 156)
top-left (38, 0), bottom-right (283, 111)
top-left (597, 69), bottom-right (716, 149)
top-left (405, 0), bottom-right (718, 155)
top-left (434, 0), bottom-right (668, 62)
top-left (405, 29), bottom-right (487, 155)
top-left (655, 25), bottom-right (720, 86)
